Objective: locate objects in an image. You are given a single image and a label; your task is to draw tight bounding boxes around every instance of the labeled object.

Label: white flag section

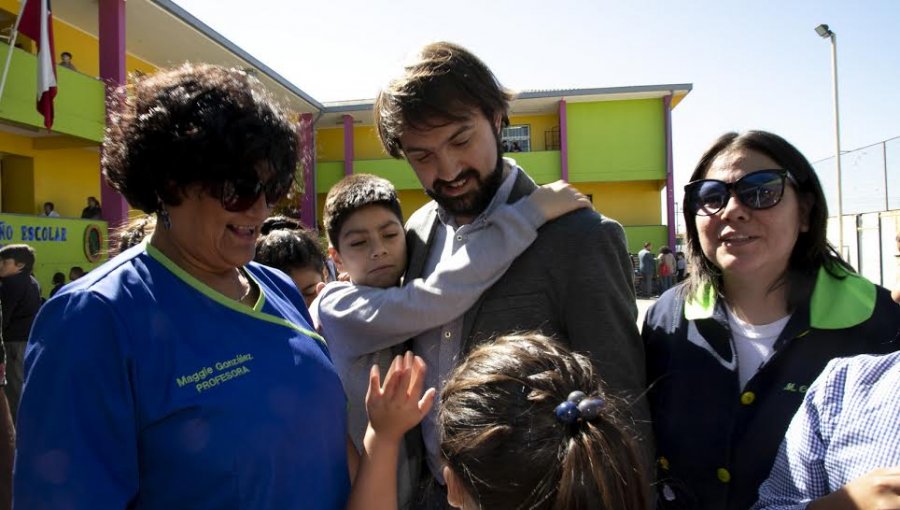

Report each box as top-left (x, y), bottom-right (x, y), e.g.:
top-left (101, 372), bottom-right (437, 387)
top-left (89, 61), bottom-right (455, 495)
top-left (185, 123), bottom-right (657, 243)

top-left (16, 0), bottom-right (57, 129)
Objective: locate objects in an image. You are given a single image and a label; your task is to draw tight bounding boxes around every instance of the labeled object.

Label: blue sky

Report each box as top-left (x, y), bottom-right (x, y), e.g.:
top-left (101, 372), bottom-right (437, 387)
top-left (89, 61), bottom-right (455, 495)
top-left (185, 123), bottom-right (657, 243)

top-left (172, 0), bottom-right (900, 211)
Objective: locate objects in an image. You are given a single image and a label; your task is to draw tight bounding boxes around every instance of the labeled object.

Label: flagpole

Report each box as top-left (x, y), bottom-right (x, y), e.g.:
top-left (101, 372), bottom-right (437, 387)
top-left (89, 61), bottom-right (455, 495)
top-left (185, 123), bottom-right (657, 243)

top-left (0, 0), bottom-right (29, 108)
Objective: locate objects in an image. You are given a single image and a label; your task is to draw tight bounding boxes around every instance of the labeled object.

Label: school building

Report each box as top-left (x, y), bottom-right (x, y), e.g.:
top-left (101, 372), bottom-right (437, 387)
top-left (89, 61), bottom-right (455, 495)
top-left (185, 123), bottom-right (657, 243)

top-left (0, 0), bottom-right (690, 295)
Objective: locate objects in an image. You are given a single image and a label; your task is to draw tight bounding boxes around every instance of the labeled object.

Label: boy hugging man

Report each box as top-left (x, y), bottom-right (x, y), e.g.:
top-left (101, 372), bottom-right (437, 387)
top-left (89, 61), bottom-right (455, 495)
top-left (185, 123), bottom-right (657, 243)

top-left (310, 173), bottom-right (587, 508)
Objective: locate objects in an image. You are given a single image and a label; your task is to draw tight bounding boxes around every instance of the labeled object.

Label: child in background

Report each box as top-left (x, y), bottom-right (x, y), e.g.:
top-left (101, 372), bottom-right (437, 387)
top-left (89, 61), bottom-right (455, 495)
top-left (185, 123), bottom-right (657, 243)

top-left (254, 216), bottom-right (328, 308)
top-left (439, 333), bottom-right (649, 510)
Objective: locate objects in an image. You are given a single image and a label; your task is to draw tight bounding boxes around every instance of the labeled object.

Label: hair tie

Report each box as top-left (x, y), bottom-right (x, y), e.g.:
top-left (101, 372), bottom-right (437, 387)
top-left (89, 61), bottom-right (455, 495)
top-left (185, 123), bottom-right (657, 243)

top-left (554, 390), bottom-right (605, 424)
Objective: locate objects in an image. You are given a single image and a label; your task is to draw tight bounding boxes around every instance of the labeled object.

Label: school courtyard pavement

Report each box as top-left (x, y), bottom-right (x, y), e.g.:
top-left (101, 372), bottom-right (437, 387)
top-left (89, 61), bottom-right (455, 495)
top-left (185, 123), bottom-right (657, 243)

top-left (637, 298), bottom-right (656, 331)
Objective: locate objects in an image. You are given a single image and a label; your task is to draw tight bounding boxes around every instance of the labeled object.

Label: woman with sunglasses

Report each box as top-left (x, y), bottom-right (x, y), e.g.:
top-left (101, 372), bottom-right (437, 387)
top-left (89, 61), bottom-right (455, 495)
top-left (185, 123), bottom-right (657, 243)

top-left (642, 130), bottom-right (899, 510)
top-left (14, 64), bottom-right (430, 510)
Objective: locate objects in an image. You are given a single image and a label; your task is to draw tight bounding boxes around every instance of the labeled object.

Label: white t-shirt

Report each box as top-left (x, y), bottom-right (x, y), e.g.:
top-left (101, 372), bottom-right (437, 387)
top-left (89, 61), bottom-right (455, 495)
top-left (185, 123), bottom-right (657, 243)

top-left (725, 305), bottom-right (791, 389)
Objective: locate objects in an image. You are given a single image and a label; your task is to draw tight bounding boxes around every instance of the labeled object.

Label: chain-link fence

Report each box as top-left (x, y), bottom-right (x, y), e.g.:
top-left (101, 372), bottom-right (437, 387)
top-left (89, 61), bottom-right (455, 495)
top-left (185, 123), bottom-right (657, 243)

top-left (814, 136), bottom-right (900, 288)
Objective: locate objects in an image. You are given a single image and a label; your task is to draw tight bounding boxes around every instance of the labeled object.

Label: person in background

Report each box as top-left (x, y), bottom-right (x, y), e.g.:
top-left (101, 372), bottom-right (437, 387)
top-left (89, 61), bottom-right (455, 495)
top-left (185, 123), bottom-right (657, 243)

top-left (752, 351), bottom-right (900, 510)
top-left (675, 251), bottom-right (687, 282)
top-left (47, 272), bottom-right (65, 299)
top-left (59, 51), bottom-right (77, 71)
top-left (440, 333), bottom-right (649, 510)
top-left (40, 202), bottom-right (59, 218)
top-left (15, 63), bottom-right (422, 510)
top-left (81, 196), bottom-right (102, 219)
top-left (656, 246), bottom-right (676, 294)
top-left (643, 130), bottom-right (900, 510)
top-left (638, 241), bottom-right (656, 297)
top-left (68, 266), bottom-right (85, 281)
top-left (0, 245), bottom-right (41, 424)
top-left (254, 215), bottom-right (328, 308)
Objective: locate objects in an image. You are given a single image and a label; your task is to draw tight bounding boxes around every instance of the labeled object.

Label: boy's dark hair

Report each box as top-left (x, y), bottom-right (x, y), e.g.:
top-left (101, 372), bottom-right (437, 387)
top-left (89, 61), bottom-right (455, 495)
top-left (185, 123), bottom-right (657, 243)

top-left (374, 41), bottom-right (514, 158)
top-left (681, 130), bottom-right (851, 310)
top-left (322, 174), bottom-right (403, 250)
top-left (255, 216), bottom-right (326, 275)
top-left (52, 272), bottom-right (65, 285)
top-left (61, 51), bottom-right (72, 58)
top-left (440, 333), bottom-right (649, 510)
top-left (103, 63), bottom-right (299, 214)
top-left (0, 244), bottom-right (36, 274)
top-left (69, 266), bottom-right (85, 279)
top-left (44, 201), bottom-right (54, 209)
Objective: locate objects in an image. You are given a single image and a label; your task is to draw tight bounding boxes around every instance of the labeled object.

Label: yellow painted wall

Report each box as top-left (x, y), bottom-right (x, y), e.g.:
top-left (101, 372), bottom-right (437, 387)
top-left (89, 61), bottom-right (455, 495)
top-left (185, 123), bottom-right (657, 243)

top-left (316, 128), bottom-right (344, 161)
top-left (353, 126), bottom-right (389, 160)
top-left (507, 114), bottom-right (559, 152)
top-left (0, 132), bottom-right (100, 217)
top-left (575, 180), bottom-right (662, 226)
top-left (1, 155), bottom-right (34, 213)
top-left (0, 213), bottom-right (108, 298)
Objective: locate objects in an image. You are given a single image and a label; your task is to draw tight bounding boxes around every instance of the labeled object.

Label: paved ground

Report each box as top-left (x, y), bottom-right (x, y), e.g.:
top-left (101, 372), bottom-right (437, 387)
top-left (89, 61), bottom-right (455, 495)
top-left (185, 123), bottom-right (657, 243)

top-left (636, 298), bottom-right (656, 331)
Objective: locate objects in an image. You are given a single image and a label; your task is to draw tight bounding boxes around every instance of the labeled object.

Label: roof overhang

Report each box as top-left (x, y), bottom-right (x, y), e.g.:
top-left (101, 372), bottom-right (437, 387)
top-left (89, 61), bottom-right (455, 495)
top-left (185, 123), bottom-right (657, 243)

top-left (318, 83), bottom-right (692, 127)
top-left (51, 0), bottom-right (323, 115)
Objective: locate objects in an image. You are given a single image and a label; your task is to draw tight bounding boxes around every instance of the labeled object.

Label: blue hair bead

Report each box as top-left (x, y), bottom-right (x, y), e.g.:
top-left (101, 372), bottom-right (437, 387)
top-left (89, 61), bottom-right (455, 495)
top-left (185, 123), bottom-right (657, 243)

top-left (567, 390), bottom-right (586, 404)
top-left (577, 397), bottom-right (606, 421)
top-left (554, 401), bottom-right (580, 424)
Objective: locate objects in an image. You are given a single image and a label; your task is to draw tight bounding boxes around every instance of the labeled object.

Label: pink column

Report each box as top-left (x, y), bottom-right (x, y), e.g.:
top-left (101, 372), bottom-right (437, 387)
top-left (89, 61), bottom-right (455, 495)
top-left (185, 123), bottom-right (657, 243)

top-left (343, 114), bottom-right (354, 176)
top-left (559, 99), bottom-right (569, 182)
top-left (663, 94), bottom-right (676, 250)
top-left (298, 113), bottom-right (317, 229)
top-left (98, 0), bottom-right (128, 231)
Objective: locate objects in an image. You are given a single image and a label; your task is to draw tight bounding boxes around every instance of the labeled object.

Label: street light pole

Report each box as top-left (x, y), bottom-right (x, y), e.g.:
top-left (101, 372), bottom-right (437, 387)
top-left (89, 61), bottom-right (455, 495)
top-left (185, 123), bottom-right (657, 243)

top-left (815, 23), bottom-right (844, 258)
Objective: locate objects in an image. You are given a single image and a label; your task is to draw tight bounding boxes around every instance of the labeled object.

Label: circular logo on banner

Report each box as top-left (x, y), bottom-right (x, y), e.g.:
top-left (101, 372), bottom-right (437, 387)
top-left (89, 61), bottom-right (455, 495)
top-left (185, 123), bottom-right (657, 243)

top-left (84, 224), bottom-right (104, 263)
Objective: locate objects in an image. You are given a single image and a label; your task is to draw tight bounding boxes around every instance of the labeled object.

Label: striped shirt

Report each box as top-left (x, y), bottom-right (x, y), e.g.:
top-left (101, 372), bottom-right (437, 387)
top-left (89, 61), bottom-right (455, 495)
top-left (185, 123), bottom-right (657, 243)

top-left (752, 351), bottom-right (900, 510)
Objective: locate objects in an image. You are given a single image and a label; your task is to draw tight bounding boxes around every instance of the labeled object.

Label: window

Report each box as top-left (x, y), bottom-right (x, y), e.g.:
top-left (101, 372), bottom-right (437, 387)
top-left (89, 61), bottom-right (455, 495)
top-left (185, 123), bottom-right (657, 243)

top-left (501, 125), bottom-right (530, 153)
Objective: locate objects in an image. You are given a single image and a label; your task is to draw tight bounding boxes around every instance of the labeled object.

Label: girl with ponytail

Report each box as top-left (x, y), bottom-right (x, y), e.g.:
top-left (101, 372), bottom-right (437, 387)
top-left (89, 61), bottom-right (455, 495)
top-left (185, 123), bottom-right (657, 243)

top-left (439, 333), bottom-right (649, 510)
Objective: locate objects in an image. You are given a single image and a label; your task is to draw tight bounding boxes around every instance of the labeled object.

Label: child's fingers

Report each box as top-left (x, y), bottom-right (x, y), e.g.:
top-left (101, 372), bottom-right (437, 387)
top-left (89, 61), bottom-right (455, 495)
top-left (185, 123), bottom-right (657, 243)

top-left (382, 355), bottom-right (401, 389)
top-left (366, 364), bottom-right (382, 401)
top-left (418, 387), bottom-right (437, 416)
top-left (408, 355), bottom-right (428, 397)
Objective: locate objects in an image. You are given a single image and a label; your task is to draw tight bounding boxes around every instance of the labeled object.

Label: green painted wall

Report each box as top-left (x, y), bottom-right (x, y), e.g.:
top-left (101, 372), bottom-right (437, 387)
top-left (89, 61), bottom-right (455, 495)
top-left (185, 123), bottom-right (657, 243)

top-left (353, 158), bottom-right (421, 190)
top-left (315, 161), bottom-right (345, 194)
top-left (506, 151), bottom-right (561, 184)
top-left (622, 225), bottom-right (668, 254)
top-left (0, 45), bottom-right (105, 141)
top-left (566, 98), bottom-right (665, 183)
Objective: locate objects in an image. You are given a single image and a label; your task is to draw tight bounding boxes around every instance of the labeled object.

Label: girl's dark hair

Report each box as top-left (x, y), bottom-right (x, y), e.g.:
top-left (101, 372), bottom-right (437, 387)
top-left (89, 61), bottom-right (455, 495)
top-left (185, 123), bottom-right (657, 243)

top-left (681, 130), bottom-right (852, 310)
top-left (103, 63), bottom-right (299, 214)
top-left (255, 216), bottom-right (326, 274)
top-left (52, 272), bottom-right (65, 285)
top-left (113, 215), bottom-right (156, 255)
top-left (439, 333), bottom-right (649, 510)
top-left (374, 41), bottom-right (514, 158)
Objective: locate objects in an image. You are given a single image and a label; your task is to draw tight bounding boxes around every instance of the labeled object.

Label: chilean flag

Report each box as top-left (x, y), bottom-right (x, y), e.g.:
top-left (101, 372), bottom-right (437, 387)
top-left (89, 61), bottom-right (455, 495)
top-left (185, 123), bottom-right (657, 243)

top-left (18, 0), bottom-right (56, 129)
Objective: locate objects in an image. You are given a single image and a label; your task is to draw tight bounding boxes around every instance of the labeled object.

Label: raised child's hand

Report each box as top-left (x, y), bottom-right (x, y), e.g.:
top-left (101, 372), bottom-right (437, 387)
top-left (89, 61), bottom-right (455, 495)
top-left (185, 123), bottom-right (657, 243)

top-left (365, 351), bottom-right (436, 443)
top-left (530, 180), bottom-right (592, 221)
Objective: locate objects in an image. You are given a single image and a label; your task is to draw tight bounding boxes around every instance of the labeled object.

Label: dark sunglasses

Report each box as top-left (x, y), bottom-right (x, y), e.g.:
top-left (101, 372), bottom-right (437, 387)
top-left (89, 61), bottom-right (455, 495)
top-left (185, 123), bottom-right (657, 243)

top-left (684, 169), bottom-right (797, 216)
top-left (218, 176), bottom-right (293, 212)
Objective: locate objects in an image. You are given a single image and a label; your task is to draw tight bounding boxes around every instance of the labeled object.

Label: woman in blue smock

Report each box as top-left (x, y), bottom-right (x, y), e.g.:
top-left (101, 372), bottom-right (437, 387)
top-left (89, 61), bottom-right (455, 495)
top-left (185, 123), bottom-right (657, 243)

top-left (13, 64), bottom-right (407, 510)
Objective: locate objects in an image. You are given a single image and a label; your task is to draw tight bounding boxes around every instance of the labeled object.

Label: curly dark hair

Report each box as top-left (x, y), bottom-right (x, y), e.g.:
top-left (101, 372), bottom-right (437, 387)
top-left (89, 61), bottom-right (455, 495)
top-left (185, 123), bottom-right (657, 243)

top-left (440, 333), bottom-right (649, 510)
top-left (103, 63), bottom-right (299, 214)
top-left (255, 216), bottom-right (326, 275)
